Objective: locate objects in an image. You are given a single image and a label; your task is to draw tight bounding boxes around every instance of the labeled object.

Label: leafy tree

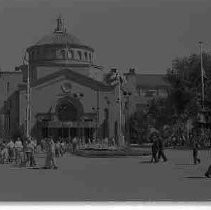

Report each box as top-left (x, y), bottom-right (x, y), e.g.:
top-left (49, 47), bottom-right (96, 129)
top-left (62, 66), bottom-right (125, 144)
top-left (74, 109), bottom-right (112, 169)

top-left (166, 53), bottom-right (211, 118)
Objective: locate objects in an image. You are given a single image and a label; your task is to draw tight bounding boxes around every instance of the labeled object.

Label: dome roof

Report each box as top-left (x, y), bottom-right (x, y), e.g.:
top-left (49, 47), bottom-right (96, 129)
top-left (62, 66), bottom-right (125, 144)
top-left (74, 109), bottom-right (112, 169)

top-left (35, 31), bottom-right (82, 46)
top-left (28, 16), bottom-right (93, 51)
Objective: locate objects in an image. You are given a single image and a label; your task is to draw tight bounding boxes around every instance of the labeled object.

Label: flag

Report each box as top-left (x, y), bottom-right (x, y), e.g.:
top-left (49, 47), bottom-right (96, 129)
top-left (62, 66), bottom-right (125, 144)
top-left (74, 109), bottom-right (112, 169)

top-left (105, 70), bottom-right (120, 86)
top-left (202, 65), bottom-right (208, 79)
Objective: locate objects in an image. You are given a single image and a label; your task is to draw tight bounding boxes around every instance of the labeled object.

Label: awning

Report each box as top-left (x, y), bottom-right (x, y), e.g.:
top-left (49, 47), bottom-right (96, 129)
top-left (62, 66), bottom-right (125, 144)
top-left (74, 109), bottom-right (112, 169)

top-left (47, 121), bottom-right (96, 128)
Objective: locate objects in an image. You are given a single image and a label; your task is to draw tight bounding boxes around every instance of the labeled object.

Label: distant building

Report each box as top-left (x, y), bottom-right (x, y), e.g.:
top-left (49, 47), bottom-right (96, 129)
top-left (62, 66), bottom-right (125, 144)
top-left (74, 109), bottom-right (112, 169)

top-left (124, 68), bottom-right (170, 114)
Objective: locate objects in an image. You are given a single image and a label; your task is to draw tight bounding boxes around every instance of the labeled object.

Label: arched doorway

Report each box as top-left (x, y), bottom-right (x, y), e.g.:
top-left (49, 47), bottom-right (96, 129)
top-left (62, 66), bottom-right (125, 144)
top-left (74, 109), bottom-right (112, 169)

top-left (55, 97), bottom-right (82, 138)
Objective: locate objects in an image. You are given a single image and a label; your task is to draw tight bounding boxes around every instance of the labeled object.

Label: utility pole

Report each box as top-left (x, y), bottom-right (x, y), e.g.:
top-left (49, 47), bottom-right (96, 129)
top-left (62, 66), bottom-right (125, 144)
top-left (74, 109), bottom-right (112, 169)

top-left (26, 63), bottom-right (31, 139)
top-left (15, 53), bottom-right (31, 139)
top-left (199, 41), bottom-right (205, 109)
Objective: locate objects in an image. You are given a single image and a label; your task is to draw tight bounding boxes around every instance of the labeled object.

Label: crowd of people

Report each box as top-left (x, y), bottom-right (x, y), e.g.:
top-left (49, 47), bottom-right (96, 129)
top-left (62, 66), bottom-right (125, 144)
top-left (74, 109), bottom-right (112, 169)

top-left (0, 136), bottom-right (72, 169)
top-left (0, 135), bottom-right (119, 170)
top-left (1, 130), bottom-right (211, 178)
top-left (0, 137), bottom-right (36, 166)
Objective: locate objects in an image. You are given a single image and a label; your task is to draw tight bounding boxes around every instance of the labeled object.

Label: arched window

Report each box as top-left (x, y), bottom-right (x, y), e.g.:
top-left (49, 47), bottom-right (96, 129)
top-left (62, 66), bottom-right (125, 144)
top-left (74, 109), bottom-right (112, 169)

top-left (31, 51), bottom-right (35, 60)
top-left (78, 51), bottom-right (82, 60)
top-left (84, 52), bottom-right (88, 60)
top-left (70, 50), bottom-right (74, 59)
top-left (61, 50), bottom-right (66, 59)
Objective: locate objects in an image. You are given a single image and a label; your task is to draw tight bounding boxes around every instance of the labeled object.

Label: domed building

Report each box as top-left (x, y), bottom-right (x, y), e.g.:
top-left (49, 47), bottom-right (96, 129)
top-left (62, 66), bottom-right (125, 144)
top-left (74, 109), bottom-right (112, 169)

top-left (26, 16), bottom-right (103, 82)
top-left (0, 17), bottom-right (170, 145)
top-left (0, 17), bottom-right (122, 144)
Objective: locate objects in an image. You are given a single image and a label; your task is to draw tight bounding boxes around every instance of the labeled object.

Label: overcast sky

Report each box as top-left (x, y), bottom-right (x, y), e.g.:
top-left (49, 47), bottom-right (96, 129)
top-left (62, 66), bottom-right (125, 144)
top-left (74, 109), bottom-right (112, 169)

top-left (0, 0), bottom-right (211, 74)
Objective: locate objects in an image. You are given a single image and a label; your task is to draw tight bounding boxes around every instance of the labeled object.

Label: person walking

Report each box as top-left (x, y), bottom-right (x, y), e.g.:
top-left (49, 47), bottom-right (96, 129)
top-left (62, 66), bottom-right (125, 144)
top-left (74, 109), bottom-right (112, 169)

top-left (151, 134), bottom-right (159, 163)
top-left (60, 140), bottom-right (65, 156)
top-left (1, 141), bottom-right (9, 164)
top-left (72, 136), bottom-right (77, 153)
top-left (193, 142), bottom-right (200, 165)
top-left (25, 138), bottom-right (37, 167)
top-left (55, 140), bottom-right (61, 157)
top-left (205, 164), bottom-right (211, 178)
top-left (44, 138), bottom-right (57, 169)
top-left (7, 139), bottom-right (14, 163)
top-left (25, 139), bottom-right (33, 167)
top-left (157, 134), bottom-right (168, 162)
top-left (14, 137), bottom-right (24, 165)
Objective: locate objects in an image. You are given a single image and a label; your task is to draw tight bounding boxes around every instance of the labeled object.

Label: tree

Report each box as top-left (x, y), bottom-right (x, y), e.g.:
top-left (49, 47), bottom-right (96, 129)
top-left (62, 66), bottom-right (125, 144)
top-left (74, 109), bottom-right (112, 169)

top-left (129, 111), bottom-right (149, 143)
top-left (166, 52), bottom-right (211, 126)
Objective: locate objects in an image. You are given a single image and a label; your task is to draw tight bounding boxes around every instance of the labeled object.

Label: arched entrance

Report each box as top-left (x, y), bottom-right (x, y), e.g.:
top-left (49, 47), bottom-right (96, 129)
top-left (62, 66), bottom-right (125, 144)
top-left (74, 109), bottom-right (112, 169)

top-left (54, 97), bottom-right (82, 138)
top-left (40, 96), bottom-right (95, 140)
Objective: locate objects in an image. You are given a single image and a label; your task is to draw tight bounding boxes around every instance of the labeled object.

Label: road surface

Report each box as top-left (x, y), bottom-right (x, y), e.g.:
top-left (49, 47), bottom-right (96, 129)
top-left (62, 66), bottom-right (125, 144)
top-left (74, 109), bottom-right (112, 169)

top-left (0, 149), bottom-right (211, 201)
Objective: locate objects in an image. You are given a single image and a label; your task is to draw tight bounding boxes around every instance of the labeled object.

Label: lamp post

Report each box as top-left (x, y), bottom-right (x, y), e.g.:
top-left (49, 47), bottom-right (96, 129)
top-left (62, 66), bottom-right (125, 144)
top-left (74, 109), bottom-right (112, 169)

top-left (15, 52), bottom-right (31, 139)
top-left (92, 107), bottom-right (98, 143)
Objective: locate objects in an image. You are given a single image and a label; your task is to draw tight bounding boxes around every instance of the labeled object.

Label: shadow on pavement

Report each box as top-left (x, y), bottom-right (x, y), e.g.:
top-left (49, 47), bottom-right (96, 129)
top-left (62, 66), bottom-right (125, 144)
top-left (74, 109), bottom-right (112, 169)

top-left (185, 176), bottom-right (207, 179)
top-left (139, 160), bottom-right (153, 164)
top-left (175, 163), bottom-right (195, 166)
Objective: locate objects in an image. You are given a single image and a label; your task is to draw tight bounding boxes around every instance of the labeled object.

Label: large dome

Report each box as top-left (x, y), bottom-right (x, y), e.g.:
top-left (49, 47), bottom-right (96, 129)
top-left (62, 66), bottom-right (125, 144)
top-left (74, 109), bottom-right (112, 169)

top-left (27, 17), bottom-right (94, 65)
top-left (35, 31), bottom-right (82, 46)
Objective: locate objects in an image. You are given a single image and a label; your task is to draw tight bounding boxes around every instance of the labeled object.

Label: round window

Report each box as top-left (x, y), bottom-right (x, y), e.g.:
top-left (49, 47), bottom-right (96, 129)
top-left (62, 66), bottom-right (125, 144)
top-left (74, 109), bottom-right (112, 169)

top-left (56, 101), bottom-right (78, 122)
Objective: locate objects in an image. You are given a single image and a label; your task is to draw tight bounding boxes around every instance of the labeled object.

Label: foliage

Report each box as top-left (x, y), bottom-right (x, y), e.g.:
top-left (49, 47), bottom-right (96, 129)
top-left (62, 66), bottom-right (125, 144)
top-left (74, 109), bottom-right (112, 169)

top-left (167, 53), bottom-right (211, 109)
top-left (129, 52), bottom-right (211, 143)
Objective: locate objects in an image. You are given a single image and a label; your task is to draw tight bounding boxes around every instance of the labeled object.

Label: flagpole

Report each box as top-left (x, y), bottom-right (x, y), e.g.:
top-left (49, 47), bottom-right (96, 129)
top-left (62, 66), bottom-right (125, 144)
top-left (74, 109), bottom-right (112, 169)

top-left (199, 41), bottom-right (205, 109)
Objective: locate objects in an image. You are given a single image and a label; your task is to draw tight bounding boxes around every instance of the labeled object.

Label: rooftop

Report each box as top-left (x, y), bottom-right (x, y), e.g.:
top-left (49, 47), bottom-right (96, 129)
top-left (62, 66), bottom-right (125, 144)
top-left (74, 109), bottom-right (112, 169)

top-left (136, 74), bottom-right (170, 88)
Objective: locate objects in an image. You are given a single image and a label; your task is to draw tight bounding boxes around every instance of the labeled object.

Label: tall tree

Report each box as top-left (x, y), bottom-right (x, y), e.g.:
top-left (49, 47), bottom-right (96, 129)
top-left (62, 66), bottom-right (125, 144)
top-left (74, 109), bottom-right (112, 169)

top-left (166, 52), bottom-right (211, 121)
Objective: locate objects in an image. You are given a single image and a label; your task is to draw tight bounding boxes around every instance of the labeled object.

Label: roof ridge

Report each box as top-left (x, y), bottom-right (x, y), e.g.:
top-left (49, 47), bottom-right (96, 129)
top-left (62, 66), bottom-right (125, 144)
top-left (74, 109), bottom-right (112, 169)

top-left (31, 68), bottom-right (113, 91)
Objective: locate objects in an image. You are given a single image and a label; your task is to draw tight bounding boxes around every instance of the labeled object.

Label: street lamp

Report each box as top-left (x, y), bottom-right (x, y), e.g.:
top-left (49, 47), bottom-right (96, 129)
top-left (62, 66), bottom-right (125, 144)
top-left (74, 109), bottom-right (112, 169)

top-left (92, 107), bottom-right (98, 143)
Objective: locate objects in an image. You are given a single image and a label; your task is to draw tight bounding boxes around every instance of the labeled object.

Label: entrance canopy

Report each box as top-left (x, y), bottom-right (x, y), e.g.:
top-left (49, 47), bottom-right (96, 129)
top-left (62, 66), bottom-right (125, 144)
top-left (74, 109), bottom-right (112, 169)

top-left (48, 121), bottom-right (95, 128)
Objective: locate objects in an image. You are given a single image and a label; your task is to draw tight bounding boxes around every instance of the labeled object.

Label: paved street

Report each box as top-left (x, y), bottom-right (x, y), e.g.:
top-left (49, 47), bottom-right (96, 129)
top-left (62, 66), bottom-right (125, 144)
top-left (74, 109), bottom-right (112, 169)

top-left (1, 149), bottom-right (211, 201)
